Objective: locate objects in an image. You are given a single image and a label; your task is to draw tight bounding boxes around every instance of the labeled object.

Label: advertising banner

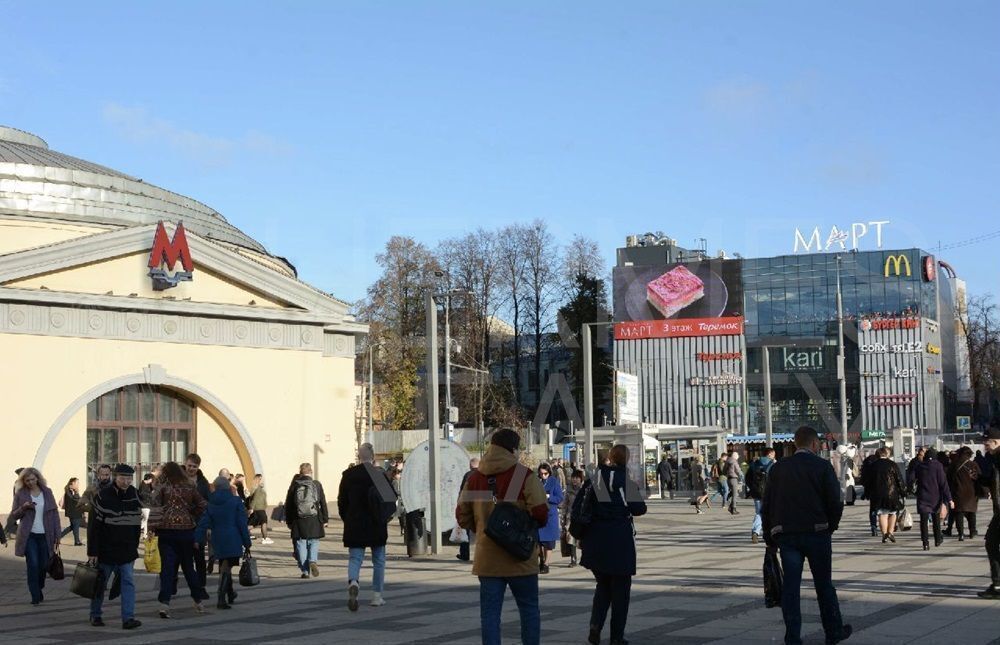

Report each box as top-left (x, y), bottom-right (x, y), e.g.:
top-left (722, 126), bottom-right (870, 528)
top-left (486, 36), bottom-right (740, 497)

top-left (613, 259), bottom-right (743, 322)
top-left (614, 316), bottom-right (744, 340)
top-left (616, 371), bottom-right (640, 424)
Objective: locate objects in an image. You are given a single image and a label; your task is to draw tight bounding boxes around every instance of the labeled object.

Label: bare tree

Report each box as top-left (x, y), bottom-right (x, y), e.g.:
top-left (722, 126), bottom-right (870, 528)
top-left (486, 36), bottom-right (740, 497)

top-left (497, 223), bottom-right (530, 403)
top-left (522, 220), bottom-right (561, 407)
top-left (561, 234), bottom-right (605, 293)
top-left (962, 294), bottom-right (1000, 422)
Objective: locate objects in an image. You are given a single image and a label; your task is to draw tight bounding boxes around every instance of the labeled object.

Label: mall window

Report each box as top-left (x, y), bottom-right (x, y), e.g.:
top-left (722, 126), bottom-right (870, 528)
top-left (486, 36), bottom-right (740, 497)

top-left (86, 386), bottom-right (196, 482)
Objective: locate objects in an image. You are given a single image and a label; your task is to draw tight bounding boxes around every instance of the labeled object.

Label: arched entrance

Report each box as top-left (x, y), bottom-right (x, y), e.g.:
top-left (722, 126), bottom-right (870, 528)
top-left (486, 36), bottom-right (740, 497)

top-left (35, 364), bottom-right (262, 480)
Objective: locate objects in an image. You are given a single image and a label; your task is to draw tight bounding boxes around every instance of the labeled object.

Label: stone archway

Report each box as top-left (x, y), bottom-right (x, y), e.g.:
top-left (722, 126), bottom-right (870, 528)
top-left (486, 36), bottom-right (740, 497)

top-left (34, 364), bottom-right (262, 477)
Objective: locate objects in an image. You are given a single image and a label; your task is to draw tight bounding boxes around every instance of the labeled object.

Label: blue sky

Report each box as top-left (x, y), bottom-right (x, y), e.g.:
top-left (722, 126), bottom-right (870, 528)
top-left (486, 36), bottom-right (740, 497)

top-left (2, 1), bottom-right (997, 304)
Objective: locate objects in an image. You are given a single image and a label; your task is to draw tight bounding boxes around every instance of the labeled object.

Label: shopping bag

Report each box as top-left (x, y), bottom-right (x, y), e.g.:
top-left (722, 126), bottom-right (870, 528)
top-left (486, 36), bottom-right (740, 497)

top-left (763, 546), bottom-right (782, 608)
top-left (448, 525), bottom-right (469, 544)
top-left (70, 562), bottom-right (103, 599)
top-left (239, 550), bottom-right (260, 587)
top-left (143, 535), bottom-right (161, 573)
top-left (898, 509), bottom-right (913, 531)
top-left (47, 552), bottom-right (65, 580)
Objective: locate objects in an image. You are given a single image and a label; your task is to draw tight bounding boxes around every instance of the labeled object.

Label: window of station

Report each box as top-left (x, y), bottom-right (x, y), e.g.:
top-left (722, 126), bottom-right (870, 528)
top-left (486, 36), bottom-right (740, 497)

top-left (86, 386), bottom-right (196, 482)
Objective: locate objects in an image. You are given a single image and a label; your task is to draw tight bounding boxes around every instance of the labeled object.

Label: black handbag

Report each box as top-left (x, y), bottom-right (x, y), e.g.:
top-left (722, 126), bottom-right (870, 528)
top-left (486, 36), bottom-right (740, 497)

top-left (568, 481), bottom-right (595, 540)
top-left (47, 552), bottom-right (65, 580)
top-left (559, 531), bottom-right (573, 557)
top-left (239, 550), bottom-right (260, 586)
top-left (763, 546), bottom-right (783, 608)
top-left (484, 474), bottom-right (538, 562)
top-left (70, 562), bottom-right (103, 599)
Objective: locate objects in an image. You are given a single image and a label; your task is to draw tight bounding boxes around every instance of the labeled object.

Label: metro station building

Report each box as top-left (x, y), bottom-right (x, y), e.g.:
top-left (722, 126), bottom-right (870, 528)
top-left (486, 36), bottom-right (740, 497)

top-left (0, 126), bottom-right (365, 511)
top-left (613, 233), bottom-right (971, 445)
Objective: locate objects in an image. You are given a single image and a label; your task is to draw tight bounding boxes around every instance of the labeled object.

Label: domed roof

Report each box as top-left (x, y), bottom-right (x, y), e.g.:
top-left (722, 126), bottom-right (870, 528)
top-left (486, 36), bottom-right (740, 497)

top-left (0, 126), bottom-right (285, 269)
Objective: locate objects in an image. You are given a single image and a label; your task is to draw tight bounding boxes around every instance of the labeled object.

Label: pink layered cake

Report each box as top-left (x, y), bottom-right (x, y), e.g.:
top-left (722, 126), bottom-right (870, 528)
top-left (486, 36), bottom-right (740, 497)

top-left (646, 266), bottom-right (704, 318)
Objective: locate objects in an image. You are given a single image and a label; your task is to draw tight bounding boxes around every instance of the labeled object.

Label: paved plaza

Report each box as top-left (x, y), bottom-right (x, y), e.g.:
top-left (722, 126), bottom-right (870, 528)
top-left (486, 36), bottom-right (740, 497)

top-left (2, 501), bottom-right (998, 644)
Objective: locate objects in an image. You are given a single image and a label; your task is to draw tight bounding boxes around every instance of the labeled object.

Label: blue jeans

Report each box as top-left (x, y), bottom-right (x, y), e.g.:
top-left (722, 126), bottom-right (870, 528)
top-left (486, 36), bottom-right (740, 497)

top-left (710, 479), bottom-right (729, 503)
top-left (90, 562), bottom-right (136, 622)
top-left (348, 545), bottom-right (386, 592)
top-left (479, 575), bottom-right (540, 645)
top-left (295, 538), bottom-right (319, 573)
top-left (752, 499), bottom-right (763, 536)
top-left (24, 533), bottom-right (49, 603)
top-left (61, 517), bottom-right (83, 543)
top-left (776, 533), bottom-right (845, 645)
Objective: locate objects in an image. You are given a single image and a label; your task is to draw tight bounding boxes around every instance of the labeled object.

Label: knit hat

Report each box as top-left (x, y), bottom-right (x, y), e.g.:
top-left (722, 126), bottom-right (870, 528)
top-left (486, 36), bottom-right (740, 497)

top-left (982, 427), bottom-right (1000, 441)
top-left (113, 463), bottom-right (135, 475)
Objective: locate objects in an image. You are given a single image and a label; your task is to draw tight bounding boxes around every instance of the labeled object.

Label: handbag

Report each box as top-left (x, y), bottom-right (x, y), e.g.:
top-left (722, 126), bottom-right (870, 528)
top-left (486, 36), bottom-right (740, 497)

top-left (143, 535), bottom-right (161, 573)
top-left (47, 552), bottom-right (65, 580)
top-left (897, 508), bottom-right (914, 531)
top-left (568, 481), bottom-right (595, 540)
top-left (70, 562), bottom-right (103, 599)
top-left (484, 473), bottom-right (538, 562)
top-left (239, 549), bottom-right (260, 587)
top-left (560, 531), bottom-right (573, 557)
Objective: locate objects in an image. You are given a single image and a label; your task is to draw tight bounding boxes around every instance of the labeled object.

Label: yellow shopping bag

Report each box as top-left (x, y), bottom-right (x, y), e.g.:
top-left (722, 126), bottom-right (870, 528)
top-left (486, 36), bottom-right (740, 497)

top-left (143, 536), bottom-right (161, 573)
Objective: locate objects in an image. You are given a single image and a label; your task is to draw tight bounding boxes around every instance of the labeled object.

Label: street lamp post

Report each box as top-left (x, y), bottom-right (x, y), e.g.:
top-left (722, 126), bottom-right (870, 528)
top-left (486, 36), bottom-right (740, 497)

top-left (582, 321), bottom-right (615, 469)
top-left (424, 292), bottom-right (443, 554)
top-left (836, 256), bottom-right (849, 447)
top-left (367, 341), bottom-right (384, 436)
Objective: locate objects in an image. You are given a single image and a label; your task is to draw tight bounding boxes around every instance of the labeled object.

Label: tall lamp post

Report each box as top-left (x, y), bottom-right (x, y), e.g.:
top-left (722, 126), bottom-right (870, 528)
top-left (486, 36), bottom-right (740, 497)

top-left (835, 256), bottom-right (849, 447)
top-left (367, 341), bottom-right (384, 435)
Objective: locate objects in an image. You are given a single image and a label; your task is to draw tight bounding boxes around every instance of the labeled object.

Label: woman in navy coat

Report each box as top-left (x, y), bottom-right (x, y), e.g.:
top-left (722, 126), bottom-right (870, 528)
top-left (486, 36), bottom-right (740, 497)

top-left (537, 463), bottom-right (563, 574)
top-left (580, 445), bottom-right (647, 645)
top-left (195, 477), bottom-right (252, 608)
top-left (914, 448), bottom-right (953, 550)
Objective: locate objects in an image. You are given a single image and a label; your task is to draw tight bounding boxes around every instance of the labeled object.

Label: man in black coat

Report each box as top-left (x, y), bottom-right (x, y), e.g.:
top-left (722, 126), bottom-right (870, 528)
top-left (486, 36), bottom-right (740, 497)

top-left (285, 462), bottom-right (329, 580)
top-left (979, 426), bottom-right (1000, 599)
top-left (184, 453), bottom-right (211, 585)
top-left (87, 464), bottom-right (143, 630)
top-left (762, 426), bottom-right (851, 645)
top-left (656, 454), bottom-right (674, 499)
top-left (338, 443), bottom-right (395, 610)
top-left (456, 457), bottom-right (479, 561)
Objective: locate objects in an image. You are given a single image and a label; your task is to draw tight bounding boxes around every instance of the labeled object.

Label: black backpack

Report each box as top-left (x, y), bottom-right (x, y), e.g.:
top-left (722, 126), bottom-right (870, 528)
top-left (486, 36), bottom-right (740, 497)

top-left (749, 461), bottom-right (771, 499)
top-left (568, 480), bottom-right (595, 540)
top-left (366, 467), bottom-right (398, 525)
top-left (484, 472), bottom-right (538, 561)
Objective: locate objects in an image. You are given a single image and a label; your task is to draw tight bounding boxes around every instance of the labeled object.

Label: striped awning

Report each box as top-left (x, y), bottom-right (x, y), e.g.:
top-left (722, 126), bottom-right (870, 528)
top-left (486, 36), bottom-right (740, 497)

top-left (726, 433), bottom-right (796, 444)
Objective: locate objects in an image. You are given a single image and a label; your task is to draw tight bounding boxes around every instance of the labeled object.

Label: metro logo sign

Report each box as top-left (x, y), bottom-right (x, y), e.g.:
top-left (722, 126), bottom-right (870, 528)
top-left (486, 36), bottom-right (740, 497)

top-left (615, 316), bottom-right (744, 340)
top-left (148, 221), bottom-right (194, 290)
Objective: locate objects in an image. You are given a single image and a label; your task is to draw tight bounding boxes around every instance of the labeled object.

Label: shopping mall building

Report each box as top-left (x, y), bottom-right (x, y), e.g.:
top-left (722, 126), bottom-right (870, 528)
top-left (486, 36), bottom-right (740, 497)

top-left (613, 232), bottom-right (972, 446)
top-left (0, 126), bottom-right (365, 510)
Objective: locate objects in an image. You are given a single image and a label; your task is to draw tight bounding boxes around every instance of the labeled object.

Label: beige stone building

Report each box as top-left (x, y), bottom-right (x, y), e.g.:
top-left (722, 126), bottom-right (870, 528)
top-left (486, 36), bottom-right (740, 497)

top-left (0, 126), bottom-right (365, 512)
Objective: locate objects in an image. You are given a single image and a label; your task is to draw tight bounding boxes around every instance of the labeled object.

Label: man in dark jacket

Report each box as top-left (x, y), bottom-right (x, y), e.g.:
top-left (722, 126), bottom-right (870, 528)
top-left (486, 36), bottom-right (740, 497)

top-left (979, 426), bottom-right (1000, 599)
top-left (79, 464), bottom-right (113, 514)
top-left (762, 426), bottom-right (851, 645)
top-left (87, 464), bottom-right (142, 630)
top-left (746, 448), bottom-right (775, 544)
top-left (285, 462), bottom-right (329, 580)
top-left (184, 453), bottom-right (211, 585)
top-left (456, 457), bottom-right (479, 561)
top-left (338, 443), bottom-right (396, 610)
top-left (656, 454), bottom-right (674, 499)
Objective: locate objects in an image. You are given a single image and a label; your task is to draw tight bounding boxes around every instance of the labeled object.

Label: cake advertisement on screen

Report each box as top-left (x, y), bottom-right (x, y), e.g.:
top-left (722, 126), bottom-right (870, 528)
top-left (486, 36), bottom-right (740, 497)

top-left (613, 258), bottom-right (743, 339)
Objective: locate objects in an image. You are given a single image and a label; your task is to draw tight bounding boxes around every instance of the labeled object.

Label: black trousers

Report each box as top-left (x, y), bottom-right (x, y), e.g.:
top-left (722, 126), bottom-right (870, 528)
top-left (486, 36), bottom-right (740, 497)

top-left (919, 512), bottom-right (942, 545)
top-left (986, 516), bottom-right (1000, 587)
top-left (590, 573), bottom-right (632, 640)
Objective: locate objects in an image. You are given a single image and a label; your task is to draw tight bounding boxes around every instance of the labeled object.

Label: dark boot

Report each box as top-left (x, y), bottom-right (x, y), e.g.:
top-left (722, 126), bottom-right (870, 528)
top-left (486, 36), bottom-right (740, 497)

top-left (216, 571), bottom-right (231, 609)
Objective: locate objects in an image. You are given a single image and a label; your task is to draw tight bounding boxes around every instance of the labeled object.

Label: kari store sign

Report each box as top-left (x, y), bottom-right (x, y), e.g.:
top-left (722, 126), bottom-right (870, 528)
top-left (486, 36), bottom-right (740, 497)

top-left (793, 220), bottom-right (889, 253)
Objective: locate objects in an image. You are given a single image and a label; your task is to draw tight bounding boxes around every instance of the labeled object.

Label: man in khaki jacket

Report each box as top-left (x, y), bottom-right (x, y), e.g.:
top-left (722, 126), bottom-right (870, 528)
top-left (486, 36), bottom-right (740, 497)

top-left (456, 429), bottom-right (548, 645)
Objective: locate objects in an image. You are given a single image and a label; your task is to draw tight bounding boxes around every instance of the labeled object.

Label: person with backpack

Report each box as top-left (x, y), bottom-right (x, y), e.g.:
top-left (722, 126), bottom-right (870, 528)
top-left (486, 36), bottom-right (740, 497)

top-left (579, 444), bottom-right (647, 645)
top-left (455, 429), bottom-right (549, 645)
top-left (725, 452), bottom-right (743, 515)
top-left (709, 456), bottom-right (728, 507)
top-left (746, 448), bottom-right (775, 544)
top-left (284, 462), bottom-right (328, 580)
top-left (338, 442), bottom-right (397, 610)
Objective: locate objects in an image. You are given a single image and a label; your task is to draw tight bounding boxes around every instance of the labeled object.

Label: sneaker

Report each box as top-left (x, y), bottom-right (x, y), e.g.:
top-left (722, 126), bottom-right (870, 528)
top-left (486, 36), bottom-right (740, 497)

top-left (309, 562), bottom-right (320, 578)
top-left (588, 625), bottom-right (601, 645)
top-left (300, 572), bottom-right (309, 579)
top-left (122, 619), bottom-right (142, 630)
top-left (539, 564), bottom-right (550, 574)
top-left (826, 624), bottom-right (852, 644)
top-left (977, 586), bottom-right (1000, 600)
top-left (348, 581), bottom-right (360, 612)
top-left (261, 538), bottom-right (274, 545)
top-left (158, 604), bottom-right (171, 619)
top-left (751, 533), bottom-right (759, 544)
top-left (370, 592), bottom-right (385, 607)
top-left (193, 601), bottom-right (206, 614)
top-left (90, 617), bottom-right (105, 627)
